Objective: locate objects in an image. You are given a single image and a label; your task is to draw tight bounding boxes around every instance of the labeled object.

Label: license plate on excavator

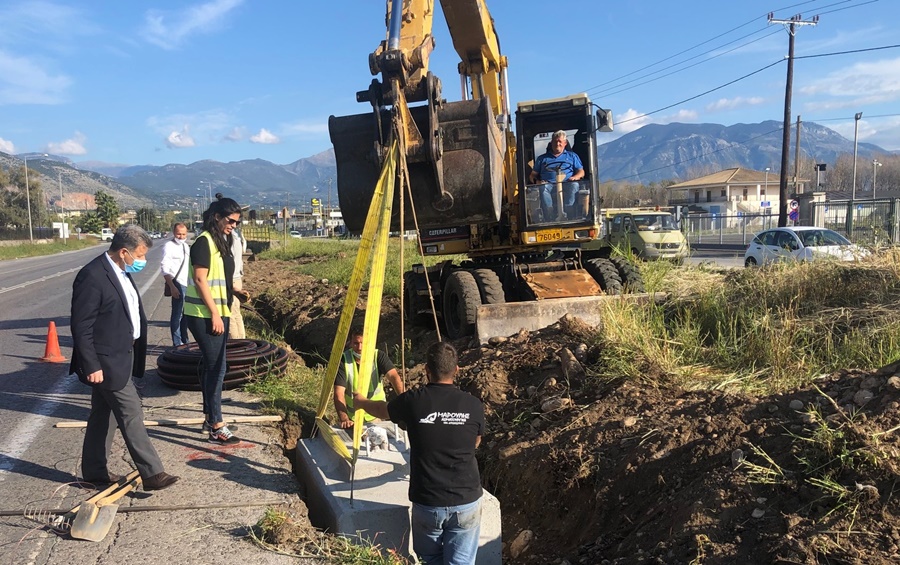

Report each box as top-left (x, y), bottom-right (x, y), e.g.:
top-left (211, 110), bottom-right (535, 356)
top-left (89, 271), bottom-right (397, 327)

top-left (535, 229), bottom-right (562, 243)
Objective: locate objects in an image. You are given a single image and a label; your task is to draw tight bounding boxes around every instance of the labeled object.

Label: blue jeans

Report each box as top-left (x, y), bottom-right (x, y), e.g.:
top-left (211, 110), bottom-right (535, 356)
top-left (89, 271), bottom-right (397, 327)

top-left (185, 315), bottom-right (229, 424)
top-left (541, 182), bottom-right (578, 212)
top-left (412, 498), bottom-right (482, 565)
top-left (170, 281), bottom-right (189, 346)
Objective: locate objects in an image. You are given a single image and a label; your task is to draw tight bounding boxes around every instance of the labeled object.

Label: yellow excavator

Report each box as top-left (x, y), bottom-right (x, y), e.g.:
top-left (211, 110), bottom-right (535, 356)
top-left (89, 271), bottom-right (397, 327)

top-left (329, 0), bottom-right (645, 341)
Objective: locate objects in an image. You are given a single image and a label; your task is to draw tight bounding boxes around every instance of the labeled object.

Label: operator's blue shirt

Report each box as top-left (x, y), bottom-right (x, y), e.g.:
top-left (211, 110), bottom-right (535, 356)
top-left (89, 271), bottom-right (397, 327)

top-left (533, 149), bottom-right (583, 183)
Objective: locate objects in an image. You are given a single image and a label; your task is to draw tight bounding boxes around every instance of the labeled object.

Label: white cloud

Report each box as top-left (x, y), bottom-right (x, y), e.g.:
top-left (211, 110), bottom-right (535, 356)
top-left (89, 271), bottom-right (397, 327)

top-left (800, 57), bottom-right (900, 109)
top-left (250, 128), bottom-right (280, 144)
top-left (166, 127), bottom-right (195, 148)
top-left (705, 96), bottom-right (765, 112)
top-left (223, 127), bottom-right (244, 142)
top-left (614, 108), bottom-right (699, 135)
top-left (0, 137), bottom-right (15, 154)
top-left (0, 50), bottom-right (70, 105)
top-left (830, 116), bottom-right (900, 151)
top-left (148, 110), bottom-right (233, 148)
top-left (45, 131), bottom-right (87, 155)
top-left (0, 2), bottom-right (99, 49)
top-left (281, 120), bottom-right (329, 135)
top-left (141, 0), bottom-right (245, 50)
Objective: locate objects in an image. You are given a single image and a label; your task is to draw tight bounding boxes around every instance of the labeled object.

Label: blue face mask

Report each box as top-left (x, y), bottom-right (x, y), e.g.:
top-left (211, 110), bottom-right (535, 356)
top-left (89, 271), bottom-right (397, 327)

top-left (124, 250), bottom-right (147, 273)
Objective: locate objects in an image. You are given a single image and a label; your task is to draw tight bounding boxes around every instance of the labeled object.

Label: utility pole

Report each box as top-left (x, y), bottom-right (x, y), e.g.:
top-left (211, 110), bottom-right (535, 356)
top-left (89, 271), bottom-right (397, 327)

top-left (768, 12), bottom-right (818, 227)
top-left (793, 115), bottom-right (801, 194)
top-left (59, 171), bottom-right (66, 245)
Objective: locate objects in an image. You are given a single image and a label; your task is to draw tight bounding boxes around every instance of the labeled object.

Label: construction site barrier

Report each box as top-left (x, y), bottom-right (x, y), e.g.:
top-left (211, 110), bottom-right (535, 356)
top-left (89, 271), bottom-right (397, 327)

top-left (156, 338), bottom-right (288, 391)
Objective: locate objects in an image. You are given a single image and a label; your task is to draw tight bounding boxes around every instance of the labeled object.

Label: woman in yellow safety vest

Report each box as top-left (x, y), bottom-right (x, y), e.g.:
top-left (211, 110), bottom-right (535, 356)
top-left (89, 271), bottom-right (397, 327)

top-left (184, 197), bottom-right (243, 445)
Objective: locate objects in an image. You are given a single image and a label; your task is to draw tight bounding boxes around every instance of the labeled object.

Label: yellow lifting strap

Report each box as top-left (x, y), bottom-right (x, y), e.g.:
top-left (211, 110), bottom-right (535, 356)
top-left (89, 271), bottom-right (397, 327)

top-left (313, 139), bottom-right (398, 464)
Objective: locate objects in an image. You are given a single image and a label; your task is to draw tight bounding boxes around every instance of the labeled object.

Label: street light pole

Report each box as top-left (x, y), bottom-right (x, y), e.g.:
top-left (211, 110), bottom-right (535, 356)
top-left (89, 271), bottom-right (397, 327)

top-left (873, 159), bottom-right (882, 199)
top-left (765, 167), bottom-right (770, 199)
top-left (852, 112), bottom-right (862, 200)
top-left (23, 155), bottom-right (34, 244)
top-left (59, 171), bottom-right (66, 245)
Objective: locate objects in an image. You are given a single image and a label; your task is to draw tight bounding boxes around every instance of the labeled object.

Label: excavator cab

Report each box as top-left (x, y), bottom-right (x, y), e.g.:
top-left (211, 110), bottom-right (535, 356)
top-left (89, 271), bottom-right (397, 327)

top-left (516, 94), bottom-right (602, 232)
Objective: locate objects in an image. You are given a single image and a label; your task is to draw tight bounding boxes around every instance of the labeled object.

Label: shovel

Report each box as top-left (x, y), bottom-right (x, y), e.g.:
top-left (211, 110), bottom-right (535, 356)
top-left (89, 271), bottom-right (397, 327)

top-left (70, 470), bottom-right (142, 541)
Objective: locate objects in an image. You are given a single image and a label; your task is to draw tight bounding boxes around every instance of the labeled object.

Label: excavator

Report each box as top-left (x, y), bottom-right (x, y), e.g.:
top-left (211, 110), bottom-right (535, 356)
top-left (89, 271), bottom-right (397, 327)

top-left (329, 0), bottom-right (645, 341)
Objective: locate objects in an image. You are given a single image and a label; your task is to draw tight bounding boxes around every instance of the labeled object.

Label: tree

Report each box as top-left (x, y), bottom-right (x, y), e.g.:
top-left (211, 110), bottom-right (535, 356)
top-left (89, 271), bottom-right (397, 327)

top-left (77, 212), bottom-right (104, 235)
top-left (1, 164), bottom-right (47, 231)
top-left (94, 190), bottom-right (119, 228)
top-left (136, 207), bottom-right (160, 231)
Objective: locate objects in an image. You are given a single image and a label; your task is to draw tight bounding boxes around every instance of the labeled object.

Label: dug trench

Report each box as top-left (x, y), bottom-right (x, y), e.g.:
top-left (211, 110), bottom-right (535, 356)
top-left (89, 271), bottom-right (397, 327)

top-left (246, 259), bottom-right (900, 564)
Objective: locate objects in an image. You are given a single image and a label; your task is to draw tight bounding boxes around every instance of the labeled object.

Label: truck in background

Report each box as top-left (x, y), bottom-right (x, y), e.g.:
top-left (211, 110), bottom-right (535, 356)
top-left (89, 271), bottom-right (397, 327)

top-left (583, 208), bottom-right (689, 264)
top-left (100, 228), bottom-right (114, 241)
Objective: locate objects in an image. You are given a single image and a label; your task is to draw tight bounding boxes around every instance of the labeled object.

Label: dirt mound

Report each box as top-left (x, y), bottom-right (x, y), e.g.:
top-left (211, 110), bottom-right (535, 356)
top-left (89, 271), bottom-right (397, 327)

top-left (245, 260), bottom-right (900, 564)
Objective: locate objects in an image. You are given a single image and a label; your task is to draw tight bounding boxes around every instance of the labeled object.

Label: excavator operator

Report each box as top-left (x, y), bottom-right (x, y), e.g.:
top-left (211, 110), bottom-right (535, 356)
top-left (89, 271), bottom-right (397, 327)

top-left (528, 130), bottom-right (585, 219)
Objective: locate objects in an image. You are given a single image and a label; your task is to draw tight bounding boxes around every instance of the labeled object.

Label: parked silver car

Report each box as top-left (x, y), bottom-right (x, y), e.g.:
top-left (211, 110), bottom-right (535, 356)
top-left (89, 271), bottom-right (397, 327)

top-left (744, 227), bottom-right (868, 267)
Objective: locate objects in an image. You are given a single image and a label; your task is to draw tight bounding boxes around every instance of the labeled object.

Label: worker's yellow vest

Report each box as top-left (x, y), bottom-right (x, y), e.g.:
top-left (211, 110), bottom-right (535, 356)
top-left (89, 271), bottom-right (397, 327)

top-left (184, 231), bottom-right (231, 318)
top-left (343, 349), bottom-right (386, 422)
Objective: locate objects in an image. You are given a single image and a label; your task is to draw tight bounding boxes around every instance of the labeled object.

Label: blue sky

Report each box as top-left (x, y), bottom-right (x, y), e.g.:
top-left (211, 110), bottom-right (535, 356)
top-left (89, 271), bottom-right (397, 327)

top-left (1, 0), bottom-right (898, 168)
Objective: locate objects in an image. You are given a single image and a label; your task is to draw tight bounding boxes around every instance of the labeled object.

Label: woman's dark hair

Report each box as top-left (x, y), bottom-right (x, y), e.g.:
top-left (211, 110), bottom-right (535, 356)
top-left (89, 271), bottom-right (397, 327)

top-left (201, 197), bottom-right (242, 257)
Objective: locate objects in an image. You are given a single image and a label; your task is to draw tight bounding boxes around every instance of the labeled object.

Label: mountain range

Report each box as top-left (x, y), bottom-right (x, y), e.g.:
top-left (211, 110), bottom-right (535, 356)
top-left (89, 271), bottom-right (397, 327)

top-left (2, 120), bottom-right (892, 212)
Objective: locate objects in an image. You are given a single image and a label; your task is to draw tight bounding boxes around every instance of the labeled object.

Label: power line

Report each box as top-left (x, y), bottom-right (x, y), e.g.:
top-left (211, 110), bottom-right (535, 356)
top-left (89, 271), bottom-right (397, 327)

top-left (589, 29), bottom-right (781, 99)
top-left (584, 0), bottom-right (825, 93)
top-left (618, 59), bottom-right (784, 124)
top-left (795, 43), bottom-right (900, 59)
top-left (807, 113), bottom-right (900, 121)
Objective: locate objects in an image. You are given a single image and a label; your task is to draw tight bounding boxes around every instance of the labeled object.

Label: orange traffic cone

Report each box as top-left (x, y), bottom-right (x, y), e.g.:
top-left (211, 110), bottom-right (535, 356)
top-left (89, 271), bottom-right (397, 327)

top-left (41, 321), bottom-right (67, 363)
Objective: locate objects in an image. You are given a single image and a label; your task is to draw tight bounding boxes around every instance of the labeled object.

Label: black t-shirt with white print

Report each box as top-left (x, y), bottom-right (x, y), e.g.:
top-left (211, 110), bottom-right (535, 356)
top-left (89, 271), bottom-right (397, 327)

top-left (388, 383), bottom-right (484, 507)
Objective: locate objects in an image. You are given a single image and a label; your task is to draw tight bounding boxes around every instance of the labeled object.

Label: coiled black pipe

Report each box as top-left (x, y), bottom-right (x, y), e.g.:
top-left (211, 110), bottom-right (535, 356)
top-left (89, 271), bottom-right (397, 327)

top-left (156, 339), bottom-right (289, 391)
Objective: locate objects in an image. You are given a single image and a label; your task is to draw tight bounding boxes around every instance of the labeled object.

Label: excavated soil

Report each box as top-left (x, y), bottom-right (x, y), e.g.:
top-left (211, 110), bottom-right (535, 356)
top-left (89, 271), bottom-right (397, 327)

top-left (245, 259), bottom-right (900, 564)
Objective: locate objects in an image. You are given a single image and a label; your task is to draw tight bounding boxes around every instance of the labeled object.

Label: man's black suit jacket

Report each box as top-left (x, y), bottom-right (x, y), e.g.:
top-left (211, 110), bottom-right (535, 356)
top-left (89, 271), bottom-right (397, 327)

top-left (70, 253), bottom-right (148, 391)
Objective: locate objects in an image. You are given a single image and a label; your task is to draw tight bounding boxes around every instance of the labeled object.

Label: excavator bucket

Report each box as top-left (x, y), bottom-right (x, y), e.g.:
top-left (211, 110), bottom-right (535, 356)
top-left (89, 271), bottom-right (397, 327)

top-left (474, 293), bottom-right (660, 345)
top-left (329, 97), bottom-right (505, 233)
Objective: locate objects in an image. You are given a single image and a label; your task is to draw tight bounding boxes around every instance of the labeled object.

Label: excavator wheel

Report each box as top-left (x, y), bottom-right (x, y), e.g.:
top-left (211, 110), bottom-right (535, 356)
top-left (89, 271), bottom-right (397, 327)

top-left (442, 270), bottom-right (481, 339)
top-left (472, 269), bottom-right (506, 305)
top-left (584, 258), bottom-right (624, 295)
top-left (609, 257), bottom-right (646, 293)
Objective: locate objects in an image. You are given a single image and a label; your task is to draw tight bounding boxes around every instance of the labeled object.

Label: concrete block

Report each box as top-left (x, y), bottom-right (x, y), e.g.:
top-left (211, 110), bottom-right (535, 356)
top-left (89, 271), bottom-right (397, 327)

top-left (296, 422), bottom-right (501, 563)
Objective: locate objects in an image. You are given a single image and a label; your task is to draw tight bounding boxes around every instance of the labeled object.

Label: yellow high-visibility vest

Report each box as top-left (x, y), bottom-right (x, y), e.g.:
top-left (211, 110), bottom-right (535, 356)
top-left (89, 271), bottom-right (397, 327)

top-left (184, 231), bottom-right (231, 318)
top-left (342, 349), bottom-right (385, 422)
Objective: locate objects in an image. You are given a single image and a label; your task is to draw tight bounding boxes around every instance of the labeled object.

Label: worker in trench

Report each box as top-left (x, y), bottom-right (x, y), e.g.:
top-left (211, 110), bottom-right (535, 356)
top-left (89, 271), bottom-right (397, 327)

top-left (332, 325), bottom-right (405, 428)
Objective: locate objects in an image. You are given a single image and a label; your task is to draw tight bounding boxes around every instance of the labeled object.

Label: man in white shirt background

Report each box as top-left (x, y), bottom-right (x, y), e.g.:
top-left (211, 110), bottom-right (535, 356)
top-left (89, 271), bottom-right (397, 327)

top-left (160, 223), bottom-right (191, 346)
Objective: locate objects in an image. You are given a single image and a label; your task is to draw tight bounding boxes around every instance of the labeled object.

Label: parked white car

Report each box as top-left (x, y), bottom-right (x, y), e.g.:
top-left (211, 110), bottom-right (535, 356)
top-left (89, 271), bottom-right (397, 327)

top-left (289, 230), bottom-right (302, 239)
top-left (744, 227), bottom-right (868, 267)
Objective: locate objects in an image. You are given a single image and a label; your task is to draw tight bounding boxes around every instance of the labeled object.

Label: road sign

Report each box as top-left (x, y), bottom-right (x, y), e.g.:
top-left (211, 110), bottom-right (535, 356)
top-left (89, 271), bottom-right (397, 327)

top-left (789, 209), bottom-right (799, 221)
top-left (760, 201), bottom-right (771, 208)
top-left (789, 200), bottom-right (799, 210)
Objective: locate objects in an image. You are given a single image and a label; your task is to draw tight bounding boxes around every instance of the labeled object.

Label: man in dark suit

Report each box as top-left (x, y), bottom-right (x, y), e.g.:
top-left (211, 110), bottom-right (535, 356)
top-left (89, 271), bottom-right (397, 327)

top-left (70, 225), bottom-right (179, 491)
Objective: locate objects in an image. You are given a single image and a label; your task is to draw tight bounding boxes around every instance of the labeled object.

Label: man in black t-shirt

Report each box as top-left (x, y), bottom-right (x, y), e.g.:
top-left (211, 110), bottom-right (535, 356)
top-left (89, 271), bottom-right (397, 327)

top-left (333, 325), bottom-right (404, 428)
top-left (353, 341), bottom-right (484, 565)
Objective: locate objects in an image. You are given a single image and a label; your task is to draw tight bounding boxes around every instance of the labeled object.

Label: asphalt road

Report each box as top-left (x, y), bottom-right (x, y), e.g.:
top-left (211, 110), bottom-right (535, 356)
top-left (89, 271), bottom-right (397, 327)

top-left (0, 243), bottom-right (308, 565)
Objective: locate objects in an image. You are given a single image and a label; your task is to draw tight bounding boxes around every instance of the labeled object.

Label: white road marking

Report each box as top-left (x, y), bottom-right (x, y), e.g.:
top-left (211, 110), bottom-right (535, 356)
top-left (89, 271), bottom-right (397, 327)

top-left (0, 267), bottom-right (82, 294)
top-left (0, 370), bottom-right (77, 481)
top-left (0, 269), bottom-right (159, 481)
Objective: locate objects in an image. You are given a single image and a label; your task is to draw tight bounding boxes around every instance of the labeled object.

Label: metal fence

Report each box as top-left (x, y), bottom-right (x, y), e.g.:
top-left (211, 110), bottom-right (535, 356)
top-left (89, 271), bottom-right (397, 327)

top-left (0, 227), bottom-right (59, 241)
top-left (813, 199), bottom-right (898, 246)
top-left (682, 198), bottom-right (900, 247)
top-left (683, 213), bottom-right (779, 246)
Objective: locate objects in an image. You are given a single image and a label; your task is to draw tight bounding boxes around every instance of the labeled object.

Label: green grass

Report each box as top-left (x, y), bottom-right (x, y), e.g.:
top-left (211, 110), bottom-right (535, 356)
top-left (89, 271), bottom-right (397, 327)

top-left (0, 238), bottom-right (100, 260)
top-left (257, 237), bottom-right (463, 298)
top-left (591, 252), bottom-right (900, 392)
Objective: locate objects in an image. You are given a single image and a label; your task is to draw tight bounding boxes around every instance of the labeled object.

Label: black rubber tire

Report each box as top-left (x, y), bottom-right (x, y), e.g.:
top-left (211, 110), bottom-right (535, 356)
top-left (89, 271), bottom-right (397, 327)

top-left (471, 269), bottom-right (506, 305)
top-left (442, 270), bottom-right (481, 339)
top-left (609, 257), bottom-right (646, 293)
top-left (585, 258), bottom-right (624, 295)
top-left (745, 256), bottom-right (758, 268)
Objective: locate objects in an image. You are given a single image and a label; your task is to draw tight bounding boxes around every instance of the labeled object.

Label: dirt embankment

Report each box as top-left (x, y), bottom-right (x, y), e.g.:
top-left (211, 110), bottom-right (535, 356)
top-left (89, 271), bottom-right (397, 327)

top-left (246, 260), bottom-right (900, 564)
